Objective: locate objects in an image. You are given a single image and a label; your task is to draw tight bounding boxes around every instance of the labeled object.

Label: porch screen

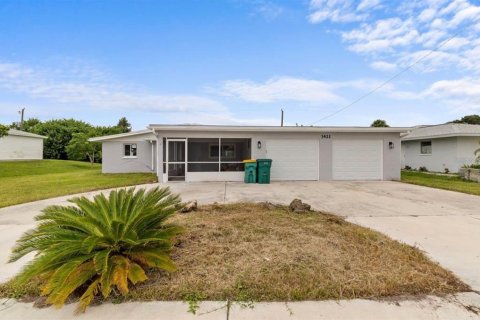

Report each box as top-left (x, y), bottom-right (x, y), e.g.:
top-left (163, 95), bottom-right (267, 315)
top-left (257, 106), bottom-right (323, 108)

top-left (187, 138), bottom-right (250, 172)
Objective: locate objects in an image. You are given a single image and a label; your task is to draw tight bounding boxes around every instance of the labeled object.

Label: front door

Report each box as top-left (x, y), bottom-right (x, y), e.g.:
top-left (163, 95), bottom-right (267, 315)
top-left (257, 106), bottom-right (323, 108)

top-left (167, 139), bottom-right (186, 181)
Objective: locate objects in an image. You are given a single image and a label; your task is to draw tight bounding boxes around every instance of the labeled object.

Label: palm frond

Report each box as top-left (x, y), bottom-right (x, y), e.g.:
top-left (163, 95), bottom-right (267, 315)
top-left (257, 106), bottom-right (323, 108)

top-left (8, 186), bottom-right (182, 312)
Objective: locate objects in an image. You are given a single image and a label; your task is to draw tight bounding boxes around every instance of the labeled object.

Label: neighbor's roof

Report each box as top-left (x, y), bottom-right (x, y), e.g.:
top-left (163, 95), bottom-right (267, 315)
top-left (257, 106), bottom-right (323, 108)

top-left (402, 123), bottom-right (480, 141)
top-left (147, 124), bottom-right (411, 133)
top-left (89, 129), bottom-right (155, 142)
top-left (6, 129), bottom-right (47, 139)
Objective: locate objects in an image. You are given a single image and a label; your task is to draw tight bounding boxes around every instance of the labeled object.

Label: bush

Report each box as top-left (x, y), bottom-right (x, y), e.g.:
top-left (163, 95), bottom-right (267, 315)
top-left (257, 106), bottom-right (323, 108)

top-left (444, 168), bottom-right (450, 174)
top-left (464, 164), bottom-right (480, 169)
top-left (8, 187), bottom-right (183, 313)
top-left (404, 165), bottom-right (412, 170)
top-left (419, 166), bottom-right (428, 172)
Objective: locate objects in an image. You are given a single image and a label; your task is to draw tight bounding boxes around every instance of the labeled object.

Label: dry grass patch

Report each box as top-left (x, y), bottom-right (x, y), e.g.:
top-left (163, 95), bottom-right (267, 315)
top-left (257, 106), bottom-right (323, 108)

top-left (0, 202), bottom-right (469, 303)
top-left (131, 203), bottom-right (468, 301)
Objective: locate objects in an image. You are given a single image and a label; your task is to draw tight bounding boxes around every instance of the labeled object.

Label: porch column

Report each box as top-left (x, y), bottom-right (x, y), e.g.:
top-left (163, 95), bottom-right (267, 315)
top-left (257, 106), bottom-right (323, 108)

top-left (156, 134), bottom-right (164, 183)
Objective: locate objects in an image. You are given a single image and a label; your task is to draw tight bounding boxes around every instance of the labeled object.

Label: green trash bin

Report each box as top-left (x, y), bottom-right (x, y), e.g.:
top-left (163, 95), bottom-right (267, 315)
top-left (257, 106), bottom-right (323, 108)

top-left (243, 160), bottom-right (257, 183)
top-left (257, 159), bottom-right (272, 184)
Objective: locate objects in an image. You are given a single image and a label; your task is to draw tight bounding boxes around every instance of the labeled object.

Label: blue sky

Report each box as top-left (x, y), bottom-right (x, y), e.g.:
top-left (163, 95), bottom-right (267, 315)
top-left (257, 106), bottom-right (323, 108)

top-left (0, 0), bottom-right (479, 130)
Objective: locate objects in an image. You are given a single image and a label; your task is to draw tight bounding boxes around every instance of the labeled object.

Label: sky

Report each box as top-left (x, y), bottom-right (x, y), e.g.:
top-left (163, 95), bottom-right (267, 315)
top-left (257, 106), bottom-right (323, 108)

top-left (0, 0), bottom-right (479, 130)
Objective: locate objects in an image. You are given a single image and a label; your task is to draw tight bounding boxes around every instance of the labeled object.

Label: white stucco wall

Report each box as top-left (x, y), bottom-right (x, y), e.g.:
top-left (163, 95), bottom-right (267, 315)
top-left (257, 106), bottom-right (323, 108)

top-left (152, 130), bottom-right (401, 182)
top-left (99, 132), bottom-right (157, 174)
top-left (401, 136), bottom-right (480, 172)
top-left (0, 135), bottom-right (44, 160)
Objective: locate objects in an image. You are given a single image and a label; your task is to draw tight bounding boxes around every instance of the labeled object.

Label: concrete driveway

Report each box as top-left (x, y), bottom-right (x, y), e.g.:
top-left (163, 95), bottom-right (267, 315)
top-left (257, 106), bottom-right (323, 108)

top-left (1, 181), bottom-right (480, 319)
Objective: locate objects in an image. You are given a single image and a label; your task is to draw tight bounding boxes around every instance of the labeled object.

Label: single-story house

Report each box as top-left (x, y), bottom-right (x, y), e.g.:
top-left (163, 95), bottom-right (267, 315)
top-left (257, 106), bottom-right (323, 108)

top-left (0, 129), bottom-right (47, 160)
top-left (90, 124), bottom-right (409, 182)
top-left (401, 123), bottom-right (480, 172)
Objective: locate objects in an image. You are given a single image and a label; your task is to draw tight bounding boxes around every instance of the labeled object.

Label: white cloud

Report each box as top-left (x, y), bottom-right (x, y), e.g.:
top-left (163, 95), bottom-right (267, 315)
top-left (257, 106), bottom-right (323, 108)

top-left (308, 0), bottom-right (368, 23)
top-left (357, 0), bottom-right (381, 11)
top-left (314, 0), bottom-right (480, 73)
top-left (250, 1), bottom-right (284, 21)
top-left (370, 61), bottom-right (397, 71)
top-left (219, 77), bottom-right (341, 103)
top-left (423, 77), bottom-right (480, 109)
top-left (0, 61), bottom-right (225, 113)
top-left (342, 18), bottom-right (419, 53)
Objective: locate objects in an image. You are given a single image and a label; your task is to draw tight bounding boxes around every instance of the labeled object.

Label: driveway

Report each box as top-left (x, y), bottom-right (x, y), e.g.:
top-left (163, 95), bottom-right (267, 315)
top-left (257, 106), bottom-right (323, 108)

top-left (0, 181), bottom-right (480, 319)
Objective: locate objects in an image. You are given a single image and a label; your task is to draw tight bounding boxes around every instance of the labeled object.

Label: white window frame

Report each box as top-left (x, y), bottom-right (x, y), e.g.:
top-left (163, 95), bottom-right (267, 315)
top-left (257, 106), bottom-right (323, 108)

top-left (123, 143), bottom-right (138, 158)
top-left (420, 140), bottom-right (432, 155)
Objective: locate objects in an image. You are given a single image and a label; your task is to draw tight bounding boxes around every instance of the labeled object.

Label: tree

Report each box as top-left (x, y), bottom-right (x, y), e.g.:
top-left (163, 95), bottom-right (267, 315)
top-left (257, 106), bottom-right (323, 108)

top-left (30, 119), bottom-right (93, 159)
top-left (66, 132), bottom-right (101, 164)
top-left (452, 115), bottom-right (480, 125)
top-left (116, 117), bottom-right (131, 133)
top-left (370, 119), bottom-right (390, 127)
top-left (9, 187), bottom-right (183, 313)
top-left (0, 124), bottom-right (8, 138)
top-left (10, 118), bottom-right (41, 131)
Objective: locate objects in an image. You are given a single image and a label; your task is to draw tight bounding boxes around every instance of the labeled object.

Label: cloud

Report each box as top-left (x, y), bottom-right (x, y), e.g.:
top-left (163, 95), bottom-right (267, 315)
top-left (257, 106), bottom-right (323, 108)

top-left (219, 77), bottom-right (341, 103)
top-left (423, 77), bottom-right (480, 109)
top-left (312, 0), bottom-right (480, 74)
top-left (370, 61), bottom-right (398, 71)
top-left (250, 1), bottom-right (284, 21)
top-left (0, 61), bottom-right (225, 113)
top-left (308, 0), bottom-right (368, 23)
top-left (357, 0), bottom-right (382, 11)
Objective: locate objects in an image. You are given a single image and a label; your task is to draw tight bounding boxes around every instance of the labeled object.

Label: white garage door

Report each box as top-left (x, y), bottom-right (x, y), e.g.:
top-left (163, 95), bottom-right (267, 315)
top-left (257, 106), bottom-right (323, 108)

top-left (332, 139), bottom-right (383, 180)
top-left (265, 139), bottom-right (319, 180)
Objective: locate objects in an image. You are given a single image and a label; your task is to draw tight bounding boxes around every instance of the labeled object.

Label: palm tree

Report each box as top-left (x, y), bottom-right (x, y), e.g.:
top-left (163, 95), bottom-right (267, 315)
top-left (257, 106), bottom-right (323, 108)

top-left (9, 187), bottom-right (183, 313)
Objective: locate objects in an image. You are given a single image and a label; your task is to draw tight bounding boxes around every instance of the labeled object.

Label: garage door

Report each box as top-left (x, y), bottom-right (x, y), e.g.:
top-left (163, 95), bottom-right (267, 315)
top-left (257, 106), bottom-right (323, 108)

top-left (332, 139), bottom-right (383, 180)
top-left (265, 139), bottom-right (319, 180)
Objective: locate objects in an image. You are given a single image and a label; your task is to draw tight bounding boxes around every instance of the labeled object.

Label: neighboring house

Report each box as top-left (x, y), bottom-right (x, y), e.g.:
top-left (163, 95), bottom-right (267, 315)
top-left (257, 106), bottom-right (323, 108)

top-left (401, 123), bottom-right (480, 173)
top-left (0, 129), bottom-right (47, 160)
top-left (90, 124), bottom-right (409, 182)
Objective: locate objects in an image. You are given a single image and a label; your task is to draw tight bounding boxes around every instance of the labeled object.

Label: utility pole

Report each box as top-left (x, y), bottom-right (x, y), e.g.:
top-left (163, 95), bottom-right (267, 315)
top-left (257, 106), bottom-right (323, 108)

top-left (280, 109), bottom-right (284, 127)
top-left (18, 107), bottom-right (25, 129)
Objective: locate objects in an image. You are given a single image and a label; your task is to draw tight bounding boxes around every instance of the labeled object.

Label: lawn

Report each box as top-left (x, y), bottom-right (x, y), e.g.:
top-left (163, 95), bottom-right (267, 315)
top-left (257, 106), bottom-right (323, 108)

top-left (0, 160), bottom-right (157, 208)
top-left (0, 202), bottom-right (468, 304)
top-left (401, 170), bottom-right (480, 196)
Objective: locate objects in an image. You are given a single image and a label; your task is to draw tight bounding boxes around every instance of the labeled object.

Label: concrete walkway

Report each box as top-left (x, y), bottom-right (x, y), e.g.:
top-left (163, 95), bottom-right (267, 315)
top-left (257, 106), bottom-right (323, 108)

top-left (1, 181), bottom-right (480, 319)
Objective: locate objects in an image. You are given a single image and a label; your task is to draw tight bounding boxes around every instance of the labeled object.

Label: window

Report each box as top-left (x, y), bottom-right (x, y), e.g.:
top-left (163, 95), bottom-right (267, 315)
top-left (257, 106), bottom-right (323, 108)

top-left (124, 143), bottom-right (137, 157)
top-left (183, 138), bottom-right (251, 172)
top-left (420, 141), bottom-right (432, 154)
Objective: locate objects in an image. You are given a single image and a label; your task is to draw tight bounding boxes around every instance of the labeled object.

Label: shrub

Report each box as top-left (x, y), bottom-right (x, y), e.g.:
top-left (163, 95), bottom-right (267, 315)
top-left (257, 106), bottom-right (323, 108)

top-left (444, 168), bottom-right (450, 174)
top-left (404, 165), bottom-right (412, 170)
top-left (419, 166), bottom-right (428, 172)
top-left (8, 187), bottom-right (182, 313)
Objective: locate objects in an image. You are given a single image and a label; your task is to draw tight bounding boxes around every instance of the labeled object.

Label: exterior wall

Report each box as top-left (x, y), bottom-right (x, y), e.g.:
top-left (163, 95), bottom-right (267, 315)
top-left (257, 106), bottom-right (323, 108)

top-left (456, 137), bottom-right (480, 167)
top-left (155, 130), bottom-right (401, 182)
top-left (402, 137), bottom-right (480, 173)
top-left (0, 135), bottom-right (44, 160)
top-left (101, 136), bottom-right (156, 173)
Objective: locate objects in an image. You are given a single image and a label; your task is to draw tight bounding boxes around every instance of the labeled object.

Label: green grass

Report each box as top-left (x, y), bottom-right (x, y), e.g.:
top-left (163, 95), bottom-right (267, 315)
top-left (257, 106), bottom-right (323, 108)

top-left (0, 160), bottom-right (157, 208)
top-left (401, 170), bottom-right (480, 196)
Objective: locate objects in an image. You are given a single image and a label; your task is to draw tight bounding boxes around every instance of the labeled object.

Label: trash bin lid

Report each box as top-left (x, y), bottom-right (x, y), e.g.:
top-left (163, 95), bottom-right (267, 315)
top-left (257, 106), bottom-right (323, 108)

top-left (242, 159), bottom-right (257, 163)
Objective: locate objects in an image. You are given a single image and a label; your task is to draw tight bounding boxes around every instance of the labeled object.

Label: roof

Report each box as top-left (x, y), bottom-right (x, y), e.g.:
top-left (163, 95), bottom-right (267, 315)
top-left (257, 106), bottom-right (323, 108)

top-left (89, 129), bottom-right (155, 142)
top-left (6, 129), bottom-right (47, 139)
top-left (147, 124), bottom-right (411, 133)
top-left (90, 125), bottom-right (410, 142)
top-left (402, 123), bottom-right (480, 141)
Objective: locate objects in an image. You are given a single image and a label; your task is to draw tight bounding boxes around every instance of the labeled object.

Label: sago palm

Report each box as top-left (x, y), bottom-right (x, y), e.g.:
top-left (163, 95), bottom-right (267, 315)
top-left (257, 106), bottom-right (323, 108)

top-left (9, 187), bottom-right (183, 313)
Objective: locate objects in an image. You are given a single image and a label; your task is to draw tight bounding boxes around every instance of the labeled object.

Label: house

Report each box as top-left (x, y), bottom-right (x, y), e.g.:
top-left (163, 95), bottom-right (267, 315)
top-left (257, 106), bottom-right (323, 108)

top-left (0, 129), bottom-right (47, 160)
top-left (401, 123), bottom-right (480, 173)
top-left (90, 124), bottom-right (409, 182)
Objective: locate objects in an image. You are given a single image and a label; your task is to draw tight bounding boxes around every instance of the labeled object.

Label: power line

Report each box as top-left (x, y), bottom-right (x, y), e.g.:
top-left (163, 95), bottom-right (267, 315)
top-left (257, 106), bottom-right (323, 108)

top-left (309, 32), bottom-right (460, 126)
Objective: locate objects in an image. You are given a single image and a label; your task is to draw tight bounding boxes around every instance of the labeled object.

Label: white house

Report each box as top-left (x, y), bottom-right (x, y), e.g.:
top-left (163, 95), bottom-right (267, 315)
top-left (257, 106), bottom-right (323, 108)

top-left (0, 129), bottom-right (47, 160)
top-left (90, 124), bottom-right (409, 182)
top-left (401, 123), bottom-right (480, 173)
